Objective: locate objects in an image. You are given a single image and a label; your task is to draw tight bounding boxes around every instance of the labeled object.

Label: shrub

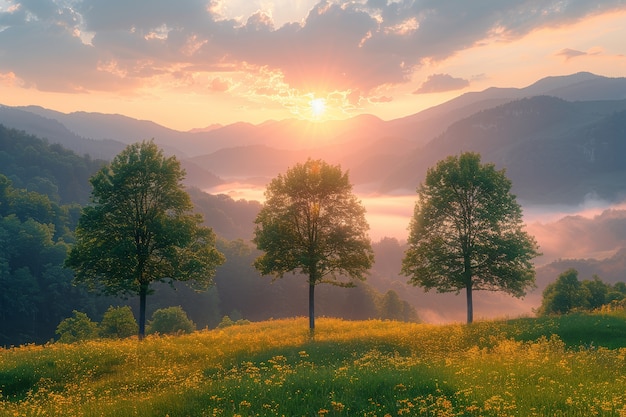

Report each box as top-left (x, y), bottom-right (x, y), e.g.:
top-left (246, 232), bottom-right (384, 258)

top-left (217, 315), bottom-right (235, 328)
top-left (217, 315), bottom-right (251, 329)
top-left (55, 310), bottom-right (98, 343)
top-left (147, 306), bottom-right (196, 335)
top-left (99, 306), bottom-right (138, 338)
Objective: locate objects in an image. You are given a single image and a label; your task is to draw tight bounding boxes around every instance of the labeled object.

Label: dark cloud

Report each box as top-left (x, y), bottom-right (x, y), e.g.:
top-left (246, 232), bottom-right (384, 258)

top-left (413, 73), bottom-right (470, 94)
top-left (76, 0), bottom-right (211, 32)
top-left (0, 0), bottom-right (625, 95)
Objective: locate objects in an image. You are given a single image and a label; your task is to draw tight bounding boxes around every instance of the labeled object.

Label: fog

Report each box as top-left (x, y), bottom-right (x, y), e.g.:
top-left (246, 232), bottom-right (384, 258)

top-left (206, 182), bottom-right (418, 241)
top-left (524, 198), bottom-right (626, 265)
top-left (208, 182), bottom-right (626, 255)
top-left (206, 182), bottom-right (626, 323)
top-left (206, 181), bottom-right (626, 265)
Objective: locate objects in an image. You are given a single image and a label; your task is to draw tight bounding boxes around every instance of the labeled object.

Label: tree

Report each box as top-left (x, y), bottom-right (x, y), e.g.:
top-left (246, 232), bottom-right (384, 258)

top-left (401, 152), bottom-right (540, 323)
top-left (582, 275), bottom-right (609, 310)
top-left (253, 159), bottom-right (374, 331)
top-left (538, 269), bottom-right (589, 315)
top-left (147, 306), bottom-right (195, 335)
top-left (99, 306), bottom-right (138, 338)
top-left (65, 141), bottom-right (225, 339)
top-left (55, 311), bottom-right (99, 343)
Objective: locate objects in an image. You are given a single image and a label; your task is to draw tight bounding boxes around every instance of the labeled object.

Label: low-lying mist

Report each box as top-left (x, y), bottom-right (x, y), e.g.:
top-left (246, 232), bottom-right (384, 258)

top-left (208, 182), bottom-right (626, 256)
top-left (205, 182), bottom-right (626, 323)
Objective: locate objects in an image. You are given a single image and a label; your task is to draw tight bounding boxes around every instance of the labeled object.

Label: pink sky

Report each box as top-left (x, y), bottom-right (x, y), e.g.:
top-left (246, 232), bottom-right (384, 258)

top-left (1, 1), bottom-right (626, 131)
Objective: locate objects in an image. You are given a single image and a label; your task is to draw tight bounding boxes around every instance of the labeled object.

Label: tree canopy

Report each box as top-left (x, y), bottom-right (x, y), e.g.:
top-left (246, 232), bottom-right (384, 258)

top-left (537, 269), bottom-right (626, 316)
top-left (253, 159), bottom-right (374, 330)
top-left (65, 140), bottom-right (225, 338)
top-left (401, 152), bottom-right (540, 323)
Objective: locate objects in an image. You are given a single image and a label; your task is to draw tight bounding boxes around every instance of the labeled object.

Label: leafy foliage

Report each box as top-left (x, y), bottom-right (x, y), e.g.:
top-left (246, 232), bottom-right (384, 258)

top-left (538, 269), bottom-right (626, 316)
top-left (55, 310), bottom-right (99, 343)
top-left (216, 315), bottom-right (251, 329)
top-left (147, 306), bottom-right (196, 335)
top-left (65, 140), bottom-right (225, 338)
top-left (0, 174), bottom-right (99, 346)
top-left (253, 159), bottom-right (374, 329)
top-left (402, 152), bottom-right (540, 323)
top-left (99, 306), bottom-right (138, 339)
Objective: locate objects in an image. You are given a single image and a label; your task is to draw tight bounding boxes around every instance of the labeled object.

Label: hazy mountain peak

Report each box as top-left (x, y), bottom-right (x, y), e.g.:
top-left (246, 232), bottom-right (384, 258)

top-left (523, 71), bottom-right (602, 93)
top-left (187, 124), bottom-right (223, 133)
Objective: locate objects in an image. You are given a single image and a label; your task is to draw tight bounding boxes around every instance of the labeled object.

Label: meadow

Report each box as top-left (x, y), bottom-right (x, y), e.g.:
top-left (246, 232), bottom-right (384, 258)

top-left (2, 312), bottom-right (626, 417)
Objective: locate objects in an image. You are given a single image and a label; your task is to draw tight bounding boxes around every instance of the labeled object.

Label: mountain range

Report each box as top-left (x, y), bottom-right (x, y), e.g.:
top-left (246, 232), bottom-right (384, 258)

top-left (2, 71), bottom-right (626, 205)
top-left (2, 72), bottom-right (626, 328)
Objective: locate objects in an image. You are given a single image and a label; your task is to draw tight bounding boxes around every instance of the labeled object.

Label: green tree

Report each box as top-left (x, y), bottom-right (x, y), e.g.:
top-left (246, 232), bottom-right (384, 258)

top-left (538, 269), bottom-right (590, 315)
top-left (379, 290), bottom-right (405, 320)
top-left (147, 306), bottom-right (196, 335)
top-left (99, 306), bottom-right (138, 338)
top-left (253, 159), bottom-right (374, 331)
top-left (582, 275), bottom-right (609, 310)
top-left (55, 310), bottom-right (98, 343)
top-left (65, 141), bottom-right (225, 339)
top-left (401, 152), bottom-right (540, 323)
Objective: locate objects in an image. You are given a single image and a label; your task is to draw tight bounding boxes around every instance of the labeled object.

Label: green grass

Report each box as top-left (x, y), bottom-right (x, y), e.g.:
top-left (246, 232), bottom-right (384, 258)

top-left (2, 312), bottom-right (626, 416)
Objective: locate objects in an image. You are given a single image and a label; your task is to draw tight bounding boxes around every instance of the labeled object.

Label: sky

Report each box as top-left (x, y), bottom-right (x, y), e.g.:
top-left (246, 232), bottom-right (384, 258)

top-left (1, 0), bottom-right (626, 131)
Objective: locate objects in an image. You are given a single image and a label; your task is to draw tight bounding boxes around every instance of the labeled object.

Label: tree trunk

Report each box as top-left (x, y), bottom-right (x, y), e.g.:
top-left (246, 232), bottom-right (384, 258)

top-left (464, 252), bottom-right (473, 324)
top-left (139, 282), bottom-right (148, 340)
top-left (466, 282), bottom-right (473, 324)
top-left (308, 280), bottom-right (315, 331)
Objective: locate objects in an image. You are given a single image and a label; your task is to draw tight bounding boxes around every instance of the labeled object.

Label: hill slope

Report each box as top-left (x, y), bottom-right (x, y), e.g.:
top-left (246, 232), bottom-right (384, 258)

top-left (2, 316), bottom-right (626, 416)
top-left (382, 96), bottom-right (626, 204)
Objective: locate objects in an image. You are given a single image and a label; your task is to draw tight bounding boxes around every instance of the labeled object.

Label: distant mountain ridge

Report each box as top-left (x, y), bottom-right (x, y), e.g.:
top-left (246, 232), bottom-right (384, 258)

top-left (382, 96), bottom-right (626, 203)
top-left (2, 72), bottom-right (626, 205)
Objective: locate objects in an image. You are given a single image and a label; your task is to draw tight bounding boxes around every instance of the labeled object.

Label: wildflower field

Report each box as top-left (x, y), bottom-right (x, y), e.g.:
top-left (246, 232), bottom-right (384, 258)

top-left (2, 312), bottom-right (626, 416)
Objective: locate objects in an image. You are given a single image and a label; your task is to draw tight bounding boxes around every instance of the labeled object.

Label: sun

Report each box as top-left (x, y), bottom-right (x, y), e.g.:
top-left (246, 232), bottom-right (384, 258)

top-left (310, 98), bottom-right (327, 118)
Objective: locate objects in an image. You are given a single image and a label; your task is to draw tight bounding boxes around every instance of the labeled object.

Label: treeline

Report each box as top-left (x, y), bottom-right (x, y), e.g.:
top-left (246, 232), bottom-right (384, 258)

top-left (537, 268), bottom-right (626, 316)
top-left (0, 126), bottom-right (417, 346)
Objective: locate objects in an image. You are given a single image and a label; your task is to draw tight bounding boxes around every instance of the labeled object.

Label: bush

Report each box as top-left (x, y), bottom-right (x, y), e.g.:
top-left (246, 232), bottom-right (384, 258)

top-left (217, 315), bottom-right (251, 329)
top-left (99, 306), bottom-right (138, 338)
top-left (147, 306), bottom-right (196, 335)
top-left (55, 310), bottom-right (98, 343)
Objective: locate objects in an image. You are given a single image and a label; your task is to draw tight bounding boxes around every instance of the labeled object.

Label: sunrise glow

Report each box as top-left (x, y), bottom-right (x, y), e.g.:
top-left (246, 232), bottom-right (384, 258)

top-left (309, 98), bottom-right (327, 119)
top-left (0, 1), bottom-right (623, 130)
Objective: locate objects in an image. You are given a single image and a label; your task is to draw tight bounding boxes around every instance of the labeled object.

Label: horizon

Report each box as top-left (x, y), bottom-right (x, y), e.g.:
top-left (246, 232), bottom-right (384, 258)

top-left (1, 1), bottom-right (626, 130)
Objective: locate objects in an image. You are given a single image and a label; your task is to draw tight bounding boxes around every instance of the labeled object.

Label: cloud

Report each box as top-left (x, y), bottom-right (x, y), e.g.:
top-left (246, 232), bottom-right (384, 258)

top-left (209, 77), bottom-right (231, 92)
top-left (370, 95), bottom-right (393, 103)
top-left (413, 73), bottom-right (470, 94)
top-left (1, 0), bottom-right (625, 97)
top-left (556, 47), bottom-right (603, 61)
top-left (557, 48), bottom-right (588, 60)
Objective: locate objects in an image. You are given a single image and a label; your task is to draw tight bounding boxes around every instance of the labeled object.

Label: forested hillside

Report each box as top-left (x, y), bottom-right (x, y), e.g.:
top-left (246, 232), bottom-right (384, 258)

top-left (0, 127), bottom-right (417, 346)
top-left (383, 96), bottom-right (626, 204)
top-left (0, 124), bottom-right (106, 205)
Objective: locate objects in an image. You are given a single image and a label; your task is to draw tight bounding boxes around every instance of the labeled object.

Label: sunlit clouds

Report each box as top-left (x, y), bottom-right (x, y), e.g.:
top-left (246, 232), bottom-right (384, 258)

top-left (1, 1), bottom-right (626, 129)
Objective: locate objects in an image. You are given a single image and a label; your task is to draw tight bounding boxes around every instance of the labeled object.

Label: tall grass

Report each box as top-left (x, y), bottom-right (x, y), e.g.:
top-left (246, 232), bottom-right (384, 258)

top-left (1, 313), bottom-right (626, 416)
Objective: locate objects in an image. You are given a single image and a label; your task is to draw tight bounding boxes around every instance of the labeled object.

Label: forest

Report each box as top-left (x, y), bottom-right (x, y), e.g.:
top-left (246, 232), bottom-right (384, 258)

top-left (0, 125), bottom-right (417, 346)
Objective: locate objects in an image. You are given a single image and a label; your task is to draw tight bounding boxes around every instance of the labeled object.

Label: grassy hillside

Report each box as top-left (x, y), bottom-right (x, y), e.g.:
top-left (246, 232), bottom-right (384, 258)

top-left (2, 314), bottom-right (626, 416)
